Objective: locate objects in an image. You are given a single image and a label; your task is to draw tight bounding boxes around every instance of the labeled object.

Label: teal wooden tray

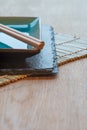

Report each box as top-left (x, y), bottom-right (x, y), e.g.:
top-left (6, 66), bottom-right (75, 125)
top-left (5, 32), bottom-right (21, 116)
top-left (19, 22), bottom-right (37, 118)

top-left (0, 17), bottom-right (41, 57)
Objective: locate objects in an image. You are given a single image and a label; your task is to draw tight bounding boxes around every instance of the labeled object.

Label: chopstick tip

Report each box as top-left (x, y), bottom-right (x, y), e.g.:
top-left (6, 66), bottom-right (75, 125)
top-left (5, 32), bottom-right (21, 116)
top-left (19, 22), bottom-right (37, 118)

top-left (39, 41), bottom-right (45, 50)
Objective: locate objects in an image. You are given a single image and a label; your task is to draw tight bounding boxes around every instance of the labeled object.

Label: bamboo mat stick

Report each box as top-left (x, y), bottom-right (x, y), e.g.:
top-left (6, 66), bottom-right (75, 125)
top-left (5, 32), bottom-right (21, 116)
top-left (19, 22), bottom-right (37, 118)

top-left (0, 24), bottom-right (44, 50)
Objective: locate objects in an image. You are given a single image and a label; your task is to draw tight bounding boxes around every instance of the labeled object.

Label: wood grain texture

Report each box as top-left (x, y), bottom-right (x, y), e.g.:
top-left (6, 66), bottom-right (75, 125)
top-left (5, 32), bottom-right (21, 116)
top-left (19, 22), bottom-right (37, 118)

top-left (0, 0), bottom-right (87, 129)
top-left (0, 58), bottom-right (87, 130)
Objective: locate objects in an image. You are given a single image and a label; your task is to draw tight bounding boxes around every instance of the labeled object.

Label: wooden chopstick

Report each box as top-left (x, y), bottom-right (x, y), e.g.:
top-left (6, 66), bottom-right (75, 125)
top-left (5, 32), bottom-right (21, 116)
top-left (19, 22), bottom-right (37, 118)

top-left (0, 23), bottom-right (45, 50)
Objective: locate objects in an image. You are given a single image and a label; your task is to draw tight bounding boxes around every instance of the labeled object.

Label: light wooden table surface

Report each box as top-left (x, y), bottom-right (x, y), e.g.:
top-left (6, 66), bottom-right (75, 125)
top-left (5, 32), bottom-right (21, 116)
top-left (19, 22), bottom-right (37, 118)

top-left (0, 0), bottom-right (87, 130)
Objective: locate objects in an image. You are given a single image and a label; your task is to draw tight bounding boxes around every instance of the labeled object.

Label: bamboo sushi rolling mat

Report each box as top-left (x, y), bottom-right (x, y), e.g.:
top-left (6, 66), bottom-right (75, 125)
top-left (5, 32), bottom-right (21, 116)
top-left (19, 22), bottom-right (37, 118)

top-left (0, 33), bottom-right (87, 86)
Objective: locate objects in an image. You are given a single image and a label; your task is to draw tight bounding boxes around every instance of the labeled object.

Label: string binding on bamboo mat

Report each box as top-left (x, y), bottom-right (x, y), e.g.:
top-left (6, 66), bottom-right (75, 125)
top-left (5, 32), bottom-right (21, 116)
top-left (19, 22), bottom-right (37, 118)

top-left (0, 33), bottom-right (87, 86)
top-left (0, 75), bottom-right (27, 86)
top-left (55, 33), bottom-right (87, 66)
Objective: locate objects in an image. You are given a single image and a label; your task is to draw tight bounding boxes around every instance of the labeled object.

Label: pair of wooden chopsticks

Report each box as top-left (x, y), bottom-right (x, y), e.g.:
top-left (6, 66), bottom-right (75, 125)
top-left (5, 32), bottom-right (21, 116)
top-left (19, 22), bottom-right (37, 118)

top-left (0, 23), bottom-right (45, 50)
